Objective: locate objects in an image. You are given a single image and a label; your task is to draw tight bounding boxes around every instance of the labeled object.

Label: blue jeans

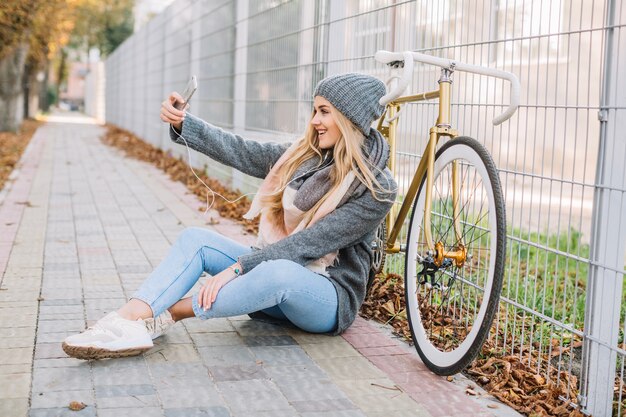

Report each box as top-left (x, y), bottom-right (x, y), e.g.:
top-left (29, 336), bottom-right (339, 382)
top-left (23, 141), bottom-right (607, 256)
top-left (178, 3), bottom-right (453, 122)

top-left (132, 227), bottom-right (338, 333)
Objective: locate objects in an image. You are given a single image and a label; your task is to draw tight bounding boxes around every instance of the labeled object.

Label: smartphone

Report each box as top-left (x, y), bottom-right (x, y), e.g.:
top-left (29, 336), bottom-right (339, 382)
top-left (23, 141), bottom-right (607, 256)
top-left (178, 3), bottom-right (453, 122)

top-left (175, 75), bottom-right (197, 110)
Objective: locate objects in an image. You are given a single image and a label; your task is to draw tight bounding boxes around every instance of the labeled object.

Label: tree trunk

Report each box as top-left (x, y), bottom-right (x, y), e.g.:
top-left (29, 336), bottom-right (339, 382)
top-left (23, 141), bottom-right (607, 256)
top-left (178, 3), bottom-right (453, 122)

top-left (39, 60), bottom-right (51, 112)
top-left (23, 63), bottom-right (42, 118)
top-left (0, 43), bottom-right (29, 132)
top-left (55, 48), bottom-right (67, 107)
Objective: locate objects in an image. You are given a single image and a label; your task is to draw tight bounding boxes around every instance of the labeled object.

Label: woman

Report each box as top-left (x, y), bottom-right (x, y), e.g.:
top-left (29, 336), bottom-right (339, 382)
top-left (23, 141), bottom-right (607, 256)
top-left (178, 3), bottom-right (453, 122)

top-left (62, 73), bottom-right (397, 360)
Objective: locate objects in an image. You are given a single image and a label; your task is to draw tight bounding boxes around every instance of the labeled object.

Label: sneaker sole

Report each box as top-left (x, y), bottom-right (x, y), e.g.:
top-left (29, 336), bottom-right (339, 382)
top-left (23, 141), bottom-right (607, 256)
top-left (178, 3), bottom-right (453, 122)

top-left (62, 342), bottom-right (152, 360)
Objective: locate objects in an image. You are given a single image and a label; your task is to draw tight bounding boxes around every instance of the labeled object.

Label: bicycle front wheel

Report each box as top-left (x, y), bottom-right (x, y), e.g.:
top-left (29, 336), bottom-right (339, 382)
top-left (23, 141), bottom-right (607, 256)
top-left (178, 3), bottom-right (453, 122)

top-left (405, 136), bottom-right (506, 375)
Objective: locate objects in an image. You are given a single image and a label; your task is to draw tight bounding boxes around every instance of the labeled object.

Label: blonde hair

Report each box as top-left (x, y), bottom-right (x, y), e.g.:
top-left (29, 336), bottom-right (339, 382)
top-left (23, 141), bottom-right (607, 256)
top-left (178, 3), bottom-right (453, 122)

top-left (260, 103), bottom-right (392, 226)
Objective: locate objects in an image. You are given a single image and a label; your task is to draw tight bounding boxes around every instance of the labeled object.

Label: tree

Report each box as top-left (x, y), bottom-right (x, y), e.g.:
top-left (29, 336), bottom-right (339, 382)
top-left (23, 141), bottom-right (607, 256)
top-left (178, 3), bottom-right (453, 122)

top-left (70, 0), bottom-right (134, 59)
top-left (0, 0), bottom-right (78, 131)
top-left (0, 0), bottom-right (134, 132)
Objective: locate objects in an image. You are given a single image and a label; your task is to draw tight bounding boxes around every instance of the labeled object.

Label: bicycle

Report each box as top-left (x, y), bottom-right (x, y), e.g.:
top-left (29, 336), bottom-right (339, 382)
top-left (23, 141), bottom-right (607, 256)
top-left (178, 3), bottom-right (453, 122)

top-left (369, 50), bottom-right (520, 375)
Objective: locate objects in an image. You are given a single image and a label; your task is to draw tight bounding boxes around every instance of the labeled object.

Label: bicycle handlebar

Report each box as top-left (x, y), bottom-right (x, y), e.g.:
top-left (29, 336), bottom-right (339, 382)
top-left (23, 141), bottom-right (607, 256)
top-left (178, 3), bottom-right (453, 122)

top-left (375, 50), bottom-right (520, 126)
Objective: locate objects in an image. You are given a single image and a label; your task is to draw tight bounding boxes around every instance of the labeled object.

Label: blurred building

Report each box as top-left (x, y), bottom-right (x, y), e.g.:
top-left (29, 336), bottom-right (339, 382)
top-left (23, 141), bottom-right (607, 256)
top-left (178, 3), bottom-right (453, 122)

top-left (59, 61), bottom-right (90, 110)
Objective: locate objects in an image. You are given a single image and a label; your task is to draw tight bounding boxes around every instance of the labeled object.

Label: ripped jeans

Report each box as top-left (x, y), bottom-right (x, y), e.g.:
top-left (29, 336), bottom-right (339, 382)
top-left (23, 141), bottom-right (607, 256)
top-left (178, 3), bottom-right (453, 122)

top-left (132, 227), bottom-right (338, 333)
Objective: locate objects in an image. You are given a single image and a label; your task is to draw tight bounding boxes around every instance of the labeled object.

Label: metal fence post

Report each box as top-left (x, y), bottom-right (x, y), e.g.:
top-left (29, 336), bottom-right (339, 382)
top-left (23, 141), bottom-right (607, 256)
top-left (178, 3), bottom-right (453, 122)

top-left (233, 0), bottom-right (248, 131)
top-left (582, 0), bottom-right (626, 414)
top-left (231, 0), bottom-right (249, 191)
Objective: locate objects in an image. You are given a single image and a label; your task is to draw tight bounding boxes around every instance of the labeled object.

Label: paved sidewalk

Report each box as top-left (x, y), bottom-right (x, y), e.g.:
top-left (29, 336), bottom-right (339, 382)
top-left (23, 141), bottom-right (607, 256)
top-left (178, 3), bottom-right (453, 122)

top-left (0, 113), bottom-right (520, 417)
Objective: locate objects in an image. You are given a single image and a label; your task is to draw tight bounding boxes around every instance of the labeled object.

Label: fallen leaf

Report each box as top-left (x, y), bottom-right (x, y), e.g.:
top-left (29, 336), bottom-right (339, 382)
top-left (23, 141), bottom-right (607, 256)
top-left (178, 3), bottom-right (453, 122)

top-left (446, 376), bottom-right (454, 382)
top-left (466, 388), bottom-right (477, 396)
top-left (487, 404), bottom-right (499, 409)
top-left (68, 401), bottom-right (86, 411)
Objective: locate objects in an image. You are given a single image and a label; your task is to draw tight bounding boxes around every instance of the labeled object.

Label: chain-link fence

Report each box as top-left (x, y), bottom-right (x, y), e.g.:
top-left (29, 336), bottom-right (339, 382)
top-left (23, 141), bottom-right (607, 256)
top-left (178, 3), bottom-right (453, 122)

top-left (105, 0), bottom-right (625, 414)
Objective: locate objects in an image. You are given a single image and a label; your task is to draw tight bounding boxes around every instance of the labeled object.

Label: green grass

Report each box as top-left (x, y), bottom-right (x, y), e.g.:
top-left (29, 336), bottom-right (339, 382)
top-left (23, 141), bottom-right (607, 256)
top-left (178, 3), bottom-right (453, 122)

top-left (501, 227), bottom-right (589, 344)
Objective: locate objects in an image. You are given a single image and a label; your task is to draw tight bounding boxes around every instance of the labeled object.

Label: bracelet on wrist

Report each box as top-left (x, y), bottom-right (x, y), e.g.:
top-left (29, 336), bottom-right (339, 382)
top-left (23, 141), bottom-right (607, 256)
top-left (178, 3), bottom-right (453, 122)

top-left (228, 264), bottom-right (242, 276)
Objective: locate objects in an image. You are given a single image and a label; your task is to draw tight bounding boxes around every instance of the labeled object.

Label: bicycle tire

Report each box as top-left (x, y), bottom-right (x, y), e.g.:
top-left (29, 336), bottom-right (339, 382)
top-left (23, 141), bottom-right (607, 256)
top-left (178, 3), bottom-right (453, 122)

top-left (404, 136), bottom-right (506, 375)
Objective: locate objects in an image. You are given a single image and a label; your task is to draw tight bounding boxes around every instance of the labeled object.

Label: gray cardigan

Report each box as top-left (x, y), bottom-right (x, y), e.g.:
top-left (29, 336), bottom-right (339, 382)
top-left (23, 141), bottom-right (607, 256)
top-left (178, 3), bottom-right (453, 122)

top-left (171, 113), bottom-right (397, 334)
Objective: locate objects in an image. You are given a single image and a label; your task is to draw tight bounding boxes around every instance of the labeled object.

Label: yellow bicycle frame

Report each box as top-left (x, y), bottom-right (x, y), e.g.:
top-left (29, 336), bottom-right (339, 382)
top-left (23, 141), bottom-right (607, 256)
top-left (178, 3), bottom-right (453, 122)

top-left (377, 68), bottom-right (466, 267)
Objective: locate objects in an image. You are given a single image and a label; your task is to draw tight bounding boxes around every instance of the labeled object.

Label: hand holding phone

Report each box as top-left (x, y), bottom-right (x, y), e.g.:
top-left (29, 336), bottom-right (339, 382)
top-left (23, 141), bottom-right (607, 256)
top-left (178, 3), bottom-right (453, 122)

top-left (174, 75), bottom-right (197, 110)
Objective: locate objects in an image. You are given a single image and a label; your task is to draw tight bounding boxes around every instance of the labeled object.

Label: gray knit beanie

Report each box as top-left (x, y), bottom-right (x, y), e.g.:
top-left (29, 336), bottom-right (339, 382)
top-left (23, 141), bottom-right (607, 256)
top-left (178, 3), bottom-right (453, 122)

top-left (313, 73), bottom-right (386, 135)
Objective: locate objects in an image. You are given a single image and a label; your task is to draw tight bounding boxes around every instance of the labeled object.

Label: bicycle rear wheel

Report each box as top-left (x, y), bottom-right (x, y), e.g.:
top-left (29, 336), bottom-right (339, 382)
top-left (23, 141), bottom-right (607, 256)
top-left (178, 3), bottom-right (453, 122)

top-left (405, 136), bottom-right (506, 375)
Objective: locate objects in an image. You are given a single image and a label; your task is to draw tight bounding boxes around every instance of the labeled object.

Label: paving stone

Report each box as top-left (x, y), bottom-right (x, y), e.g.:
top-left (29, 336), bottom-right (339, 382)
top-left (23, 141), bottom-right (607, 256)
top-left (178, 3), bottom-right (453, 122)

top-left (264, 363), bottom-right (328, 381)
top-left (38, 312), bottom-right (83, 321)
top-left (96, 384), bottom-right (159, 408)
top-left (183, 318), bottom-right (235, 333)
top-left (363, 410), bottom-right (431, 417)
top-left (37, 305), bottom-right (83, 315)
top-left (301, 412), bottom-right (367, 417)
top-left (33, 358), bottom-right (85, 368)
top-left (164, 407), bottom-right (230, 417)
top-left (349, 393), bottom-right (422, 412)
top-left (357, 345), bottom-right (409, 357)
top-left (0, 373), bottom-right (31, 398)
top-left (0, 336), bottom-right (35, 348)
top-left (208, 364), bottom-right (268, 382)
top-left (39, 299), bottom-right (82, 306)
top-left (157, 385), bottom-right (225, 408)
top-left (97, 408), bottom-right (164, 417)
top-left (0, 347), bottom-right (32, 364)
top-left (217, 379), bottom-right (291, 412)
top-left (0, 397), bottom-right (29, 417)
top-left (404, 388), bottom-right (486, 416)
top-left (40, 289), bottom-right (83, 300)
top-left (0, 327), bottom-right (36, 338)
top-left (231, 319), bottom-right (288, 336)
top-left (37, 320), bottom-right (85, 334)
top-left (275, 378), bottom-right (348, 402)
top-left (35, 332), bottom-right (75, 344)
top-left (315, 357), bottom-right (386, 380)
top-left (144, 343), bottom-right (200, 364)
top-left (0, 363), bottom-right (31, 374)
top-left (0, 314), bottom-right (37, 328)
top-left (250, 346), bottom-right (315, 366)
top-left (290, 398), bottom-right (358, 413)
top-left (93, 361), bottom-right (152, 386)
top-left (198, 345), bottom-right (257, 366)
top-left (32, 366), bottom-right (91, 392)
top-left (34, 343), bottom-right (67, 359)
top-left (367, 354), bottom-right (429, 374)
top-left (149, 362), bottom-right (208, 385)
top-left (149, 325), bottom-right (188, 345)
top-left (301, 340), bottom-right (361, 359)
top-left (232, 410), bottom-right (299, 417)
top-left (116, 265), bottom-right (153, 273)
top-left (0, 301), bottom-right (38, 310)
top-left (30, 389), bottom-right (94, 409)
top-left (334, 378), bottom-right (404, 397)
top-left (29, 406), bottom-right (96, 417)
top-left (242, 335), bottom-right (298, 347)
top-left (190, 332), bottom-right (244, 347)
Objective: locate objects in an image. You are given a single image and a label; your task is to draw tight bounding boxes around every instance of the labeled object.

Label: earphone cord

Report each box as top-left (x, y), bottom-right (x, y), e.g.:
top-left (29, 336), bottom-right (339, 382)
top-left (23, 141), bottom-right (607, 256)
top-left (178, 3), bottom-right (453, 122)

top-left (170, 124), bottom-right (256, 215)
top-left (169, 123), bottom-right (334, 217)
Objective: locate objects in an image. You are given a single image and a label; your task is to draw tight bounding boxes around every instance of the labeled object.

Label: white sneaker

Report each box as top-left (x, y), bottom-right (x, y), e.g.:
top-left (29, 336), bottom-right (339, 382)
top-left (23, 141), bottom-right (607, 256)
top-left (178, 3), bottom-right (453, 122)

top-left (143, 310), bottom-right (175, 340)
top-left (62, 312), bottom-right (153, 360)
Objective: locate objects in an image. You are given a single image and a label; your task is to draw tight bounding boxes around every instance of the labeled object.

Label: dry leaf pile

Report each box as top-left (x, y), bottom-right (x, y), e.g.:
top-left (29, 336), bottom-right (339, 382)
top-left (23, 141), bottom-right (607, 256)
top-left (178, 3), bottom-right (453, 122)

top-left (102, 125), bottom-right (258, 234)
top-left (361, 273), bottom-right (412, 340)
top-left (0, 119), bottom-right (42, 192)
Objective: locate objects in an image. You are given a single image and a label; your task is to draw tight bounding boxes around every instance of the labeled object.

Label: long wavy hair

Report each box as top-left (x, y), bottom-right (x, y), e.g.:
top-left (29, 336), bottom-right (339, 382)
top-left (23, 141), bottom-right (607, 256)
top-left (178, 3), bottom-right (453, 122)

top-left (259, 103), bottom-right (392, 227)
